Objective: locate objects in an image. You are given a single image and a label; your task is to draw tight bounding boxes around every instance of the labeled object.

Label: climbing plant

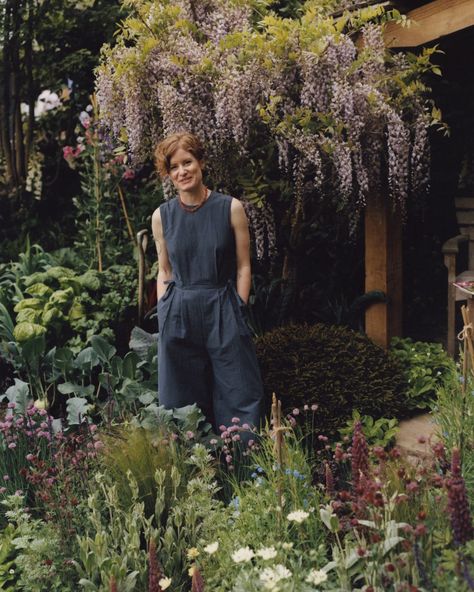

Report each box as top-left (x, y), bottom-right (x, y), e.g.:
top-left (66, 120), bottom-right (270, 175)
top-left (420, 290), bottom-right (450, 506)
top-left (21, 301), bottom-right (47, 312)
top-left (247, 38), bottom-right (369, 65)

top-left (96, 0), bottom-right (441, 323)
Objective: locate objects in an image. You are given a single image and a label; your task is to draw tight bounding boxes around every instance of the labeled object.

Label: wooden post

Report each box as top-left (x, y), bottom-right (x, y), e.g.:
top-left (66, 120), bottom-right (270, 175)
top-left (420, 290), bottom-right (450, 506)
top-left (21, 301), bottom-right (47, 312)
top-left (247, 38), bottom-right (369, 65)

top-left (364, 192), bottom-right (403, 349)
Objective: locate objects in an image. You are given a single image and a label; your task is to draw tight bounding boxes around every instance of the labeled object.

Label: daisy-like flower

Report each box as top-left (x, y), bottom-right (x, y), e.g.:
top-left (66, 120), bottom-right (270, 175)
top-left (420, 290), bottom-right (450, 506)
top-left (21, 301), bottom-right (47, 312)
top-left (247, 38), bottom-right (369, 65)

top-left (232, 546), bottom-right (255, 563)
top-left (305, 569), bottom-right (328, 585)
top-left (159, 576), bottom-right (172, 590)
top-left (204, 541), bottom-right (219, 555)
top-left (259, 564), bottom-right (292, 590)
top-left (287, 510), bottom-right (309, 523)
top-left (187, 547), bottom-right (200, 560)
top-left (256, 546), bottom-right (278, 560)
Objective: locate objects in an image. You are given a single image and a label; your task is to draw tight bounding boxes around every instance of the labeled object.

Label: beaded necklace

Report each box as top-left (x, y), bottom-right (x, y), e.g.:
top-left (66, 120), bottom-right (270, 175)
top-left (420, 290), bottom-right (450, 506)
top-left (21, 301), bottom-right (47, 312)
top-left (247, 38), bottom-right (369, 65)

top-left (178, 185), bottom-right (209, 213)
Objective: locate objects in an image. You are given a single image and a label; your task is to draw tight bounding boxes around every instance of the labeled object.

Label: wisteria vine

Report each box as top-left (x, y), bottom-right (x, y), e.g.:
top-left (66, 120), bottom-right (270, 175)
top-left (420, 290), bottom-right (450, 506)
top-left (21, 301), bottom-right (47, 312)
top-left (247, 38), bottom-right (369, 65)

top-left (96, 0), bottom-right (438, 255)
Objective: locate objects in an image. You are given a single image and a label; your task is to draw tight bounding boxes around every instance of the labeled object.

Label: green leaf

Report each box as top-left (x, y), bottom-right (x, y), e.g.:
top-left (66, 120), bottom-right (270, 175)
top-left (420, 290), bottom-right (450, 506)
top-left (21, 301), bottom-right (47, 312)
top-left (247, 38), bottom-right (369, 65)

top-left (122, 351), bottom-right (139, 379)
top-left (13, 322), bottom-right (46, 342)
top-left (129, 326), bottom-right (158, 360)
top-left (99, 372), bottom-right (119, 389)
top-left (14, 298), bottom-right (43, 312)
top-left (74, 347), bottom-right (100, 370)
top-left (320, 506), bottom-right (339, 533)
top-left (91, 335), bottom-right (116, 363)
top-left (58, 382), bottom-right (94, 398)
top-left (66, 397), bottom-right (91, 425)
top-left (138, 391), bottom-right (155, 405)
top-left (1, 379), bottom-right (30, 413)
top-left (383, 536), bottom-right (404, 555)
top-left (172, 404), bottom-right (206, 433)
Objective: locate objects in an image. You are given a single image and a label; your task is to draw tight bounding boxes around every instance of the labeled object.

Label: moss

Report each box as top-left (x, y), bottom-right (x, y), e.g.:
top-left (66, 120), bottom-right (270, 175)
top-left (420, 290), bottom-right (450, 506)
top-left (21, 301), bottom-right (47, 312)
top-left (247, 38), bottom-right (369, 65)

top-left (256, 323), bottom-right (408, 436)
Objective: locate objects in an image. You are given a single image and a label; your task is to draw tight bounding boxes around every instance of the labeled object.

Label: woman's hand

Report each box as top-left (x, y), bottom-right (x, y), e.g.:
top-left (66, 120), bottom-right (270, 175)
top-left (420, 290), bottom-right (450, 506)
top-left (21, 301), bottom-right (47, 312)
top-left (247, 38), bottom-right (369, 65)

top-left (230, 198), bottom-right (251, 304)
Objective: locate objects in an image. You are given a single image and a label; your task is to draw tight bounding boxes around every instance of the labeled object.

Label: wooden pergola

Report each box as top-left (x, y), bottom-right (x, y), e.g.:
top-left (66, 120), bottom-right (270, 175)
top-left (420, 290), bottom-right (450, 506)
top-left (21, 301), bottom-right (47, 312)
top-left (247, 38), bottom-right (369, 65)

top-left (365, 0), bottom-right (474, 348)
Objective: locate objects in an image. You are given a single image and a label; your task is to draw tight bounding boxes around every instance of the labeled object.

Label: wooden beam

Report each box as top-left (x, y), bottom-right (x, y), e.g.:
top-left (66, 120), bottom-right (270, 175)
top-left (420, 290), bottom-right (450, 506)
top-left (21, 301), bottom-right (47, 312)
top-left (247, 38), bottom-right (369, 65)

top-left (384, 0), bottom-right (474, 47)
top-left (365, 192), bottom-right (403, 348)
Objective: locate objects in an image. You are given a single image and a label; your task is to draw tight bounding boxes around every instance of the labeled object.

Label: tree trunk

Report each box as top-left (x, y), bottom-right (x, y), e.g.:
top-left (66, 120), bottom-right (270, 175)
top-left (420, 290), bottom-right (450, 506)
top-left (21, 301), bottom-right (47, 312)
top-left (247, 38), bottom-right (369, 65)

top-left (0, 0), bottom-right (15, 190)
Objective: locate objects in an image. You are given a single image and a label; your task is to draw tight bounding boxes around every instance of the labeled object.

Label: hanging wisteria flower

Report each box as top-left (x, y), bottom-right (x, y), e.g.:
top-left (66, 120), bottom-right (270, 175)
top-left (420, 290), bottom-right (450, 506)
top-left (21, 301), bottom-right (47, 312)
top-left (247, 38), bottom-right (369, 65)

top-left (256, 546), bottom-right (278, 560)
top-left (259, 564), bottom-right (292, 590)
top-left (96, 0), bottom-right (437, 243)
top-left (232, 546), bottom-right (255, 563)
top-left (204, 542), bottom-right (219, 555)
top-left (287, 510), bottom-right (309, 523)
top-left (305, 569), bottom-right (328, 585)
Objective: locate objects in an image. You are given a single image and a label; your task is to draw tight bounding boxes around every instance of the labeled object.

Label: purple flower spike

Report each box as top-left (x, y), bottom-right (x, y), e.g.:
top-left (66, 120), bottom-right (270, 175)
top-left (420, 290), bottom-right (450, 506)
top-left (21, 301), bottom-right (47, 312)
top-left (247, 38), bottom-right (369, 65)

top-left (351, 421), bottom-right (369, 491)
top-left (446, 448), bottom-right (474, 546)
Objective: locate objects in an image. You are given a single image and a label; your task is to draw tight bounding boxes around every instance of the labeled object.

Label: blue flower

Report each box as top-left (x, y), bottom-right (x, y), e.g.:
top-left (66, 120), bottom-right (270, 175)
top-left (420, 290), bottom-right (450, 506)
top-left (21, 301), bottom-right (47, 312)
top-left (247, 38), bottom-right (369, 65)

top-left (251, 472), bottom-right (257, 479)
top-left (230, 496), bottom-right (240, 510)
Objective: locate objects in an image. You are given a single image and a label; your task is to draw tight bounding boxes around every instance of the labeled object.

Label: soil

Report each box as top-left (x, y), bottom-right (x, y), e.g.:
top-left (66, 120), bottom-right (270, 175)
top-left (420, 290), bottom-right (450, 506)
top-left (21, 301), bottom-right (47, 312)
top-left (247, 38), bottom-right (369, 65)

top-left (395, 412), bottom-right (439, 460)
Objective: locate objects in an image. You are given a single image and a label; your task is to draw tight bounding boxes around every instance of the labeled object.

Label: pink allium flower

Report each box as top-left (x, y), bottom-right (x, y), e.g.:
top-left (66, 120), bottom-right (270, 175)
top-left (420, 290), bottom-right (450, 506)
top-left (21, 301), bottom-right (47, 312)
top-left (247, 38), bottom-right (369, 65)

top-left (292, 408), bottom-right (300, 416)
top-left (231, 417), bottom-right (240, 424)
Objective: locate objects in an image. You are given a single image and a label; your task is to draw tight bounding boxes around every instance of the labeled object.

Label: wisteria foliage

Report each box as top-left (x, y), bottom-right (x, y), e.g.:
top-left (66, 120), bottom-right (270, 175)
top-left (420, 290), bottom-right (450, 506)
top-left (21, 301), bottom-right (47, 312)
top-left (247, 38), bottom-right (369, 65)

top-left (96, 0), bottom-right (437, 254)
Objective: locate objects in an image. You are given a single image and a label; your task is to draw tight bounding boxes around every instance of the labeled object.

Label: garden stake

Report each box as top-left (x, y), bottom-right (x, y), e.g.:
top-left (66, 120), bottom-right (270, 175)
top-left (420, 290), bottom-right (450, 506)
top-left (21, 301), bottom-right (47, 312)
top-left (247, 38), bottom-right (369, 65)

top-left (117, 183), bottom-right (137, 246)
top-left (459, 305), bottom-right (474, 458)
top-left (271, 393), bottom-right (289, 528)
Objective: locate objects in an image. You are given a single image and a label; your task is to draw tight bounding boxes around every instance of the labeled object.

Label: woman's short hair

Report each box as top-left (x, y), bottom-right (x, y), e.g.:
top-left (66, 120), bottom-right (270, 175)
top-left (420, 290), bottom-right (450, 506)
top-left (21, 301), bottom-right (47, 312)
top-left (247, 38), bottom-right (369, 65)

top-left (154, 132), bottom-right (206, 178)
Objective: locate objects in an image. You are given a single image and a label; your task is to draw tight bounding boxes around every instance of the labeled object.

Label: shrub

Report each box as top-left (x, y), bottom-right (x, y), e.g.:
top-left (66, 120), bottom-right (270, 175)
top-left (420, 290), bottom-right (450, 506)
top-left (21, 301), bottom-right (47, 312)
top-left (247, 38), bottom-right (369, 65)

top-left (390, 336), bottom-right (456, 411)
top-left (255, 323), bottom-right (408, 436)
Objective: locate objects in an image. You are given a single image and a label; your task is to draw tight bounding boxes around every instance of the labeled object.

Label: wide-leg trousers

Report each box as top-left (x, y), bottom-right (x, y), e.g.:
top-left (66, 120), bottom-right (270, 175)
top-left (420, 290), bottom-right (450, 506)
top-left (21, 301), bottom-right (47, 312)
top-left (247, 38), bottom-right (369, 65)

top-left (157, 281), bottom-right (264, 432)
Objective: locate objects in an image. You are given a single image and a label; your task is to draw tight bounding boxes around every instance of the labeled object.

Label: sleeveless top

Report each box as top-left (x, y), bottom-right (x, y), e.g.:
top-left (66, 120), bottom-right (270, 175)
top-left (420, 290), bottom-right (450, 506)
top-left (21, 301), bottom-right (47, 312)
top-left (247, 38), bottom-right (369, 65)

top-left (159, 191), bottom-right (236, 287)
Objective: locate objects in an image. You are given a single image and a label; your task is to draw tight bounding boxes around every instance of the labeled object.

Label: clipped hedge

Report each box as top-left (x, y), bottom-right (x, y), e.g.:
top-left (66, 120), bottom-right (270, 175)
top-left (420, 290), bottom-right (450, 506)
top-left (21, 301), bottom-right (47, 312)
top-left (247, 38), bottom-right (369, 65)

top-left (255, 323), bottom-right (408, 436)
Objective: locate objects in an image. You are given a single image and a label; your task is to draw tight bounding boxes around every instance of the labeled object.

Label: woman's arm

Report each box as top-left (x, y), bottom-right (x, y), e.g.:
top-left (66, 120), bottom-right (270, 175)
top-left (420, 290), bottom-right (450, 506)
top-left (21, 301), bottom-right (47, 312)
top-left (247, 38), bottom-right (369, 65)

top-left (151, 207), bottom-right (173, 301)
top-left (230, 198), bottom-right (251, 304)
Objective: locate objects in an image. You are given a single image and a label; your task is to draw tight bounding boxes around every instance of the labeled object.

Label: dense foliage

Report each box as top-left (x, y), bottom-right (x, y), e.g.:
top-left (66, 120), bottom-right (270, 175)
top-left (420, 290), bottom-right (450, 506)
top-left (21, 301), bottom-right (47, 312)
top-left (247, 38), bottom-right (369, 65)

top-left (255, 323), bottom-right (408, 435)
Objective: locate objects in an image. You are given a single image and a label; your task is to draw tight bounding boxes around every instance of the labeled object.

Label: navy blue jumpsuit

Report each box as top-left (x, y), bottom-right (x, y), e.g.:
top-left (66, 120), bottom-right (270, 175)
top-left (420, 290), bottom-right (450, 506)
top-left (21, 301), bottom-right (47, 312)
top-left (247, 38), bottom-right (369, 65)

top-left (157, 191), bottom-right (264, 432)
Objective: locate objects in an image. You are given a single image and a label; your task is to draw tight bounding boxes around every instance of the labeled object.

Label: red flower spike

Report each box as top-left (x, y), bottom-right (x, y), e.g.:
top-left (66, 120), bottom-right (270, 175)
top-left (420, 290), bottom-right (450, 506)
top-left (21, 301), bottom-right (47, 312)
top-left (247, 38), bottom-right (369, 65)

top-left (325, 462), bottom-right (335, 497)
top-left (192, 566), bottom-right (205, 592)
top-left (446, 448), bottom-right (474, 546)
top-left (109, 577), bottom-right (118, 592)
top-left (351, 421), bottom-right (369, 491)
top-left (148, 539), bottom-right (163, 592)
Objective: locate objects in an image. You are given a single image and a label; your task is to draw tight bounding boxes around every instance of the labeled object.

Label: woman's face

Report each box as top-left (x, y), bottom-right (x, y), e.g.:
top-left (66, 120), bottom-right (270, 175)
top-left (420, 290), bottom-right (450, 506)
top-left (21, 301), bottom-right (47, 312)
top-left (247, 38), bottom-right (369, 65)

top-left (168, 147), bottom-right (204, 193)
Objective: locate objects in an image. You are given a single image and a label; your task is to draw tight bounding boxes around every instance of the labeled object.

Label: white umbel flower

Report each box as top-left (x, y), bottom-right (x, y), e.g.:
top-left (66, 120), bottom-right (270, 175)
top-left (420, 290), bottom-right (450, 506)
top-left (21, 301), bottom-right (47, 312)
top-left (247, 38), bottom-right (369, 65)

top-left (259, 564), bottom-right (292, 590)
top-left (256, 546), bottom-right (278, 560)
top-left (204, 541), bottom-right (219, 555)
top-left (305, 569), bottom-right (328, 585)
top-left (232, 546), bottom-right (255, 563)
top-left (287, 510), bottom-right (309, 523)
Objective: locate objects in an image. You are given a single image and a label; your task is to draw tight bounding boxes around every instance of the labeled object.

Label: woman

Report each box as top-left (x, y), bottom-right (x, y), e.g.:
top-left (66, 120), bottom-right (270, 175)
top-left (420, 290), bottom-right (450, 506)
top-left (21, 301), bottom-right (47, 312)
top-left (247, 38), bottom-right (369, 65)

top-left (152, 132), bottom-right (264, 434)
